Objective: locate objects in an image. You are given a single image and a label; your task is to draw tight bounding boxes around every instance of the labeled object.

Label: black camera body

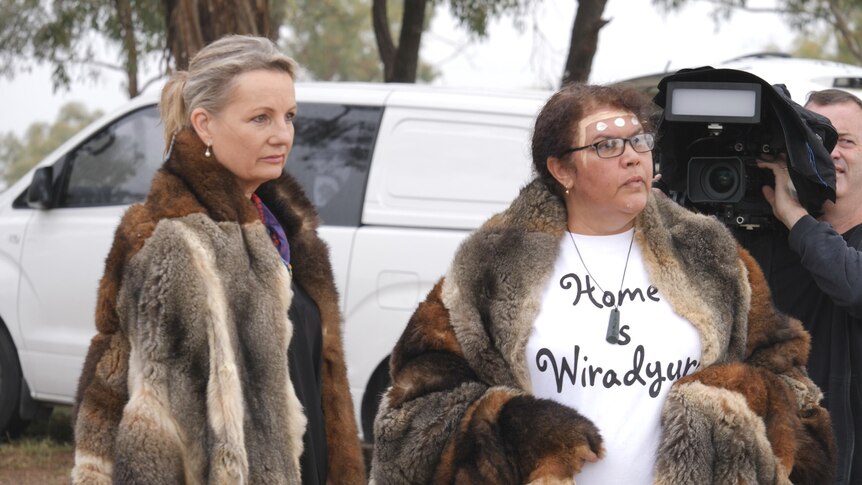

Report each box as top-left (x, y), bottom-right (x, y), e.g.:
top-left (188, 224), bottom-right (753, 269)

top-left (653, 68), bottom-right (838, 230)
top-left (687, 155), bottom-right (776, 228)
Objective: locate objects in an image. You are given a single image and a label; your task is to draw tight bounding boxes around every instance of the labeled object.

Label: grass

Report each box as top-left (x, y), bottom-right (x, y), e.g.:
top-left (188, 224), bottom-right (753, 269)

top-left (0, 405), bottom-right (74, 485)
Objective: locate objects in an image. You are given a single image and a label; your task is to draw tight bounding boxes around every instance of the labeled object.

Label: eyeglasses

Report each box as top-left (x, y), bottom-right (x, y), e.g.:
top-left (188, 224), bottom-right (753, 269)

top-left (562, 133), bottom-right (655, 159)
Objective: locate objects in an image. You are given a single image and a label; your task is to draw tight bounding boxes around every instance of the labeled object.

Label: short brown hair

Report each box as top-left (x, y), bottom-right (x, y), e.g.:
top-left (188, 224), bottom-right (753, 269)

top-left (531, 83), bottom-right (653, 198)
top-left (805, 89), bottom-right (862, 111)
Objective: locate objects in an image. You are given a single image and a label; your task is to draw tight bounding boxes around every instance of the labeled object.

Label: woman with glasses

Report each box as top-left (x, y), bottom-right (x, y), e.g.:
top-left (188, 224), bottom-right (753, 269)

top-left (370, 83), bottom-right (834, 484)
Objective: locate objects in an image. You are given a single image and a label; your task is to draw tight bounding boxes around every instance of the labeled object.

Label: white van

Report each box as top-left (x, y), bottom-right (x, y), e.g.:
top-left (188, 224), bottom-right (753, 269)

top-left (3, 56), bottom-right (861, 441)
top-left (0, 82), bottom-right (550, 440)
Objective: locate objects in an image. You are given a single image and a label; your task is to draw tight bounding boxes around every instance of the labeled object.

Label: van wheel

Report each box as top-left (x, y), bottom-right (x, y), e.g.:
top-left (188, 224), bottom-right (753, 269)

top-left (361, 358), bottom-right (392, 443)
top-left (0, 325), bottom-right (29, 440)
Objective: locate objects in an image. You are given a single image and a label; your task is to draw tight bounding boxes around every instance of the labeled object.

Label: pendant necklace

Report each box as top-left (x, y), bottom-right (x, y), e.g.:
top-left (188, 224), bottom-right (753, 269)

top-left (568, 228), bottom-right (636, 344)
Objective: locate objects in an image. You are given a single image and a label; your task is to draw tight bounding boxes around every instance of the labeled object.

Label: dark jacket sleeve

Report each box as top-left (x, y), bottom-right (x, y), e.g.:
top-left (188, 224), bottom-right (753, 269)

top-left (370, 280), bottom-right (603, 485)
top-left (789, 215), bottom-right (862, 318)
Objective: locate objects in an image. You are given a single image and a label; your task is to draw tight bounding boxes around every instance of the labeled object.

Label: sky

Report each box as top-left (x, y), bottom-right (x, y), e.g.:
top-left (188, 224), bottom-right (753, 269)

top-left (0, 0), bottom-right (798, 138)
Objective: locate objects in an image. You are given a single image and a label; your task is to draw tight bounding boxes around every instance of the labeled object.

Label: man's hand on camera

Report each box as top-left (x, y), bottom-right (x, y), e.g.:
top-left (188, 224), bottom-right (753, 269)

top-left (757, 159), bottom-right (808, 230)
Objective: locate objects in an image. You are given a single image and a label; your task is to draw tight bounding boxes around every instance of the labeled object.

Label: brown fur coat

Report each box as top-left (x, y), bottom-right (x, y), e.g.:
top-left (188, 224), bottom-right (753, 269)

top-left (371, 178), bottom-right (835, 484)
top-left (72, 130), bottom-right (365, 484)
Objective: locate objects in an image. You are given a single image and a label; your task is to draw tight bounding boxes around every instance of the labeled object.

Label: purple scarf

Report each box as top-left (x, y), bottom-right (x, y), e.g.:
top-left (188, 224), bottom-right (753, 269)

top-left (251, 193), bottom-right (292, 275)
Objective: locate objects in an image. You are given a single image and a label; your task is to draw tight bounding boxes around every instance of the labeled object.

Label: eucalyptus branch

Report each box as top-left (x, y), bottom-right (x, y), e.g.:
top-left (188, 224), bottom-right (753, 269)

top-left (139, 73), bottom-right (167, 94)
top-left (826, 0), bottom-right (862, 62)
top-left (85, 59), bottom-right (127, 73)
top-left (50, 55), bottom-right (126, 74)
top-left (695, 0), bottom-right (796, 15)
top-left (666, 0), bottom-right (832, 37)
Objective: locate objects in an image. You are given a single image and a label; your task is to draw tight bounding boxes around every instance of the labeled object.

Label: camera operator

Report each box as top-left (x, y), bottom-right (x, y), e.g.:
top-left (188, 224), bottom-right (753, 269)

top-left (758, 89), bottom-right (862, 485)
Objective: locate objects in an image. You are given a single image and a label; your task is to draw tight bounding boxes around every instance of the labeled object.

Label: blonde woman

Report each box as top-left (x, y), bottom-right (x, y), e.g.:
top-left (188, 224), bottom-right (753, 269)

top-left (72, 35), bottom-right (365, 484)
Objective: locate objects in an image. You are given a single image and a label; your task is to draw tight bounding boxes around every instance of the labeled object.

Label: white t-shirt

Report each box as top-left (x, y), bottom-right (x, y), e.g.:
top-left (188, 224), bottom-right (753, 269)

top-left (526, 229), bottom-right (702, 485)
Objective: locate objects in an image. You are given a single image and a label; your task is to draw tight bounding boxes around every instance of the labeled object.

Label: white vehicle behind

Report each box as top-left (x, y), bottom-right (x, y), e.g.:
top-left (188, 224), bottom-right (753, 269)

top-left (616, 53), bottom-right (862, 102)
top-left (0, 82), bottom-right (548, 440)
top-left (2, 56), bottom-right (861, 442)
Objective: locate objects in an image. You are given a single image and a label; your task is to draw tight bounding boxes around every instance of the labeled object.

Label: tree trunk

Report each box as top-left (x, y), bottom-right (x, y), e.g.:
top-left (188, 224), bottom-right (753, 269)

top-left (826, 0), bottom-right (862, 64)
top-left (391, 0), bottom-right (427, 82)
top-left (165, 0), bottom-right (273, 71)
top-left (372, 0), bottom-right (396, 81)
top-left (114, 0), bottom-right (139, 97)
top-left (372, 0), bottom-right (427, 83)
top-left (561, 0), bottom-right (610, 86)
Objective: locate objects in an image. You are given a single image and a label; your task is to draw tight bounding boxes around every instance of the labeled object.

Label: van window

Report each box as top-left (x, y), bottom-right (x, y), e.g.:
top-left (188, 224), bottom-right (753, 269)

top-left (60, 106), bottom-right (163, 207)
top-left (288, 103), bottom-right (381, 226)
top-left (15, 101), bottom-right (382, 220)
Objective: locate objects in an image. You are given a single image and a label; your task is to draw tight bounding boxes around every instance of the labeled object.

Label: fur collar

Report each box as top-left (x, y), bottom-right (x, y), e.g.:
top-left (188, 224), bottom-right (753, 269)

top-left (153, 129), bottom-right (259, 223)
top-left (143, 128), bottom-right (321, 248)
top-left (441, 178), bottom-right (750, 390)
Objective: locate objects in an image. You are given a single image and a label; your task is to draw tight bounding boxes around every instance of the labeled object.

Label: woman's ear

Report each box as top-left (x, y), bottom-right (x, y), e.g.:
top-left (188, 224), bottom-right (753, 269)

top-left (190, 107), bottom-right (212, 144)
top-left (547, 155), bottom-right (575, 191)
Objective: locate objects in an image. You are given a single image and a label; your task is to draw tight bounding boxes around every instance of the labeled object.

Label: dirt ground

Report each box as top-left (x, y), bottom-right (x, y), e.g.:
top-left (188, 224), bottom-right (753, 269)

top-left (0, 445), bottom-right (73, 485)
top-left (0, 406), bottom-right (73, 484)
top-left (0, 406), bottom-right (374, 483)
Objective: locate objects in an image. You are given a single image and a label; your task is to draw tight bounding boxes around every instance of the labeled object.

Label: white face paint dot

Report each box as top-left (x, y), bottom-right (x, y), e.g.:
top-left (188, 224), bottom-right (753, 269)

top-left (614, 117), bottom-right (626, 127)
top-left (631, 117), bottom-right (640, 125)
top-left (596, 122), bottom-right (608, 131)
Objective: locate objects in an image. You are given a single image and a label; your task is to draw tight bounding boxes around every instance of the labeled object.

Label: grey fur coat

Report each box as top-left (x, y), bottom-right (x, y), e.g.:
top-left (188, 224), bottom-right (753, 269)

top-left (371, 178), bottom-right (835, 484)
top-left (72, 130), bottom-right (366, 484)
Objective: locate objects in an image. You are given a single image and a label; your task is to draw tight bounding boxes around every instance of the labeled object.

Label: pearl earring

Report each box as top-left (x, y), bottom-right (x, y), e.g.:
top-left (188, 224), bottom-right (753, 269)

top-left (205, 143), bottom-right (212, 157)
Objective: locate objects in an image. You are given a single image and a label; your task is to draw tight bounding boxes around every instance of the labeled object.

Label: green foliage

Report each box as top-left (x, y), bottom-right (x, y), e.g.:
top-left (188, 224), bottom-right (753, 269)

top-left (0, 102), bottom-right (103, 187)
top-left (651, 0), bottom-right (862, 64)
top-left (2, 0), bottom-right (453, 90)
top-left (785, 0), bottom-right (862, 63)
top-left (444, 0), bottom-right (534, 38)
top-left (791, 30), bottom-right (859, 64)
top-left (281, 0), bottom-right (383, 81)
top-left (0, 0), bottom-right (165, 92)
top-left (280, 0), bottom-right (438, 82)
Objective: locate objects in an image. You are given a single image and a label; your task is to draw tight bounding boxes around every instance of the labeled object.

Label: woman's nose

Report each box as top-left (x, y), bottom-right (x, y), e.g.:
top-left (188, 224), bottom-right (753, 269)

top-left (621, 142), bottom-right (640, 165)
top-left (271, 118), bottom-right (294, 144)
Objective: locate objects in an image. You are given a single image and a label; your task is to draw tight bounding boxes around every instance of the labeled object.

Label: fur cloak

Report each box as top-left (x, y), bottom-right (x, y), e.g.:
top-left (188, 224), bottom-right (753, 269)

top-left (72, 130), bottom-right (366, 484)
top-left (371, 178), bottom-right (835, 484)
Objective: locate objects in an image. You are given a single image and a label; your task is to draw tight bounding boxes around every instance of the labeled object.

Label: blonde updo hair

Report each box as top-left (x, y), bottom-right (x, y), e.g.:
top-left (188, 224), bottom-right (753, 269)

top-left (159, 34), bottom-right (298, 151)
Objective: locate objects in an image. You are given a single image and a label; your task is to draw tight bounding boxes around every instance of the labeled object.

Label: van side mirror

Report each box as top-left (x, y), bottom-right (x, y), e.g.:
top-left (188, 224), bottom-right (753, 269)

top-left (27, 167), bottom-right (55, 209)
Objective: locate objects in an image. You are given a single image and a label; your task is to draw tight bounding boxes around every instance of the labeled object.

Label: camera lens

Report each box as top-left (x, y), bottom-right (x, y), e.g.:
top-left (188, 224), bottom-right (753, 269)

top-left (687, 156), bottom-right (745, 204)
top-left (708, 166), bottom-right (737, 195)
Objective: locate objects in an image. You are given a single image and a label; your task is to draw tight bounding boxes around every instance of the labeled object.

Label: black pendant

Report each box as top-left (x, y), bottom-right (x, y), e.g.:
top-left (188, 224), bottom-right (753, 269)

top-left (606, 308), bottom-right (620, 344)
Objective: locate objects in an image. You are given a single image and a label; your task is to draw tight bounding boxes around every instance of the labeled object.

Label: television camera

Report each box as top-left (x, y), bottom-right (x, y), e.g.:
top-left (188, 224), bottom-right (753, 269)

top-left (652, 67), bottom-right (838, 230)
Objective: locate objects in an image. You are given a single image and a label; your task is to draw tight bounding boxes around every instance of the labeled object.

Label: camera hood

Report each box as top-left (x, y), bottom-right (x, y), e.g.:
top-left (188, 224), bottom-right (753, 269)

top-left (653, 67), bottom-right (837, 215)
